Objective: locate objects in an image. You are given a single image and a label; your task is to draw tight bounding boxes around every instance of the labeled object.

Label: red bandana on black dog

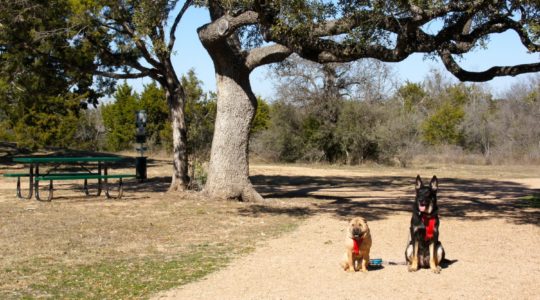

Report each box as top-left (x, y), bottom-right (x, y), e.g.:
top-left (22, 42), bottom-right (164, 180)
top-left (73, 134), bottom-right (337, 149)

top-left (422, 214), bottom-right (436, 241)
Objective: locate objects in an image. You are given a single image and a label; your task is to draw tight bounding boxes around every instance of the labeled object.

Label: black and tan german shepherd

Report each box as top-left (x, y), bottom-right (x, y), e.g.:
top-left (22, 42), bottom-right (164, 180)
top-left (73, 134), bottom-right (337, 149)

top-left (405, 175), bottom-right (445, 273)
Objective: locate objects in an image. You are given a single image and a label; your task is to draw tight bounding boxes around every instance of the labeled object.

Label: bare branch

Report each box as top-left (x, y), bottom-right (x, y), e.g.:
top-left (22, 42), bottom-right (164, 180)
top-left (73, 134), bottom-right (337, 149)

top-left (92, 70), bottom-right (151, 79)
top-left (245, 44), bottom-right (292, 71)
top-left (121, 21), bottom-right (162, 69)
top-left (168, 0), bottom-right (193, 51)
top-left (438, 49), bottom-right (540, 82)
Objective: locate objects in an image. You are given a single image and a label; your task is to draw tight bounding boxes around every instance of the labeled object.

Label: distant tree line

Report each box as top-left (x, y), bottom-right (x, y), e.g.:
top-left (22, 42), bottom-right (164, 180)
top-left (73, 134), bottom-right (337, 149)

top-left (251, 57), bottom-right (540, 166)
top-left (0, 69), bottom-right (217, 159)
top-left (1, 59), bottom-right (539, 166)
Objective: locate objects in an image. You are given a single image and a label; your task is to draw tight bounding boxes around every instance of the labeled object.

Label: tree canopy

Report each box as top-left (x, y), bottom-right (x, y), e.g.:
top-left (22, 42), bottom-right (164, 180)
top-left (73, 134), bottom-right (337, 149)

top-left (0, 0), bottom-right (98, 148)
top-left (253, 0), bottom-right (539, 81)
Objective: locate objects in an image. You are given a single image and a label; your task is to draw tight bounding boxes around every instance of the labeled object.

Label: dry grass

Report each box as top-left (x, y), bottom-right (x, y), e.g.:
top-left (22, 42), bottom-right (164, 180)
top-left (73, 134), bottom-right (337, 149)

top-left (1, 152), bottom-right (538, 299)
top-left (0, 159), bottom-right (309, 299)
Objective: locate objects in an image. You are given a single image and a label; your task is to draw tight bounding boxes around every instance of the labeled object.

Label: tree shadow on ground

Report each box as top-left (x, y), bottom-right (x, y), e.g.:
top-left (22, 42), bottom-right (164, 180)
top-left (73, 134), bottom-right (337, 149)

top-left (250, 175), bottom-right (540, 226)
top-left (236, 204), bottom-right (314, 218)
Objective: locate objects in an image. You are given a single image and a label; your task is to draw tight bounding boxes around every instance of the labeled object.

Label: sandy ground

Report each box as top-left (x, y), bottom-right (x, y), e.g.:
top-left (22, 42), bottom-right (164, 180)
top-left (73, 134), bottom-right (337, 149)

top-left (154, 165), bottom-right (540, 300)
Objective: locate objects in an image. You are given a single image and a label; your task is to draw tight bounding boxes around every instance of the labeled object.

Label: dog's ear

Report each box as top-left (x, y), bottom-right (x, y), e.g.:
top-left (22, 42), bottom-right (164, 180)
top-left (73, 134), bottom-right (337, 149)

top-left (430, 175), bottom-right (438, 191)
top-left (415, 175), bottom-right (423, 190)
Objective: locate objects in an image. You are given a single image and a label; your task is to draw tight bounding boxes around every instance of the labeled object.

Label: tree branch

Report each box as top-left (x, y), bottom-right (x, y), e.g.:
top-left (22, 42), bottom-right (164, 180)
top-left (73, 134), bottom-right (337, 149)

top-left (255, 1), bottom-right (540, 82)
top-left (92, 69), bottom-right (151, 79)
top-left (245, 44), bottom-right (292, 71)
top-left (121, 21), bottom-right (162, 69)
top-left (311, 12), bottom-right (402, 37)
top-left (168, 0), bottom-right (193, 51)
top-left (198, 10), bottom-right (259, 44)
top-left (438, 49), bottom-right (540, 82)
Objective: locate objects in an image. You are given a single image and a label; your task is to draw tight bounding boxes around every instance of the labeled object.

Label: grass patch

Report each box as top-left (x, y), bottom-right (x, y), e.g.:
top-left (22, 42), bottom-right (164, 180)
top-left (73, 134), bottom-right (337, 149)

top-left (0, 209), bottom-right (303, 299)
top-left (519, 194), bottom-right (540, 208)
top-left (0, 172), bottom-right (308, 300)
top-left (4, 246), bottom-right (235, 299)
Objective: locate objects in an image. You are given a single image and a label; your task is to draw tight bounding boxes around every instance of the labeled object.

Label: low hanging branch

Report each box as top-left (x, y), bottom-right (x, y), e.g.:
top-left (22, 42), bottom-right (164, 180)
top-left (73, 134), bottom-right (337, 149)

top-left (438, 49), bottom-right (540, 81)
top-left (253, 1), bottom-right (540, 82)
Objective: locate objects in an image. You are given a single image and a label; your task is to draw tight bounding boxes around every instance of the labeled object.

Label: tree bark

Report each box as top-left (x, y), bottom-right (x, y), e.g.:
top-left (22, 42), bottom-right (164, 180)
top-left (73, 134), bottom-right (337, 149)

top-left (204, 72), bottom-right (262, 201)
top-left (166, 88), bottom-right (189, 192)
top-left (198, 8), bottom-right (290, 201)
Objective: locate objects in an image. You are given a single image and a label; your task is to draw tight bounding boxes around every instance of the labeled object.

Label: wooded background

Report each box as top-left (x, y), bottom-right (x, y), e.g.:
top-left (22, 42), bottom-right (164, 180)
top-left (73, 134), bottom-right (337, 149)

top-left (2, 61), bottom-right (539, 166)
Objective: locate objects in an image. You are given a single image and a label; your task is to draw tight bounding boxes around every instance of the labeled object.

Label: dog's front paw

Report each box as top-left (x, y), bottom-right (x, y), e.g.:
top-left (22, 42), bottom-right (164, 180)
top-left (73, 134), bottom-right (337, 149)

top-left (347, 268), bottom-right (356, 273)
top-left (408, 265), bottom-right (418, 272)
top-left (431, 266), bottom-right (441, 274)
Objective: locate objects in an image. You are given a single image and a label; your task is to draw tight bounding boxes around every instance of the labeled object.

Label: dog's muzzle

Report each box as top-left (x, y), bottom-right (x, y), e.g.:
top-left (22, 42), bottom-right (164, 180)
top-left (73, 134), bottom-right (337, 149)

top-left (352, 228), bottom-right (361, 238)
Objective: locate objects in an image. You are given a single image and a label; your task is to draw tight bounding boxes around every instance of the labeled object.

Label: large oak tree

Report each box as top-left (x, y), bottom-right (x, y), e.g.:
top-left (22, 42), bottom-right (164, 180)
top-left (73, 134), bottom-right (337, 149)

top-left (197, 1), bottom-right (291, 201)
top-left (199, 0), bottom-right (539, 201)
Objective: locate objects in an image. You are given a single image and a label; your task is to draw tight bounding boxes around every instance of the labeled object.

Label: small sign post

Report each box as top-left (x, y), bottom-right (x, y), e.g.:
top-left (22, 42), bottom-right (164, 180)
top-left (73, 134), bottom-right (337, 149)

top-left (135, 110), bottom-right (147, 182)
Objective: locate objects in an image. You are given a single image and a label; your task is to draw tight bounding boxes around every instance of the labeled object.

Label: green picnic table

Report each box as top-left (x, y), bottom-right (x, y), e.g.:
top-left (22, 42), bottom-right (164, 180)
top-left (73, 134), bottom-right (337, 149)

top-left (3, 156), bottom-right (135, 201)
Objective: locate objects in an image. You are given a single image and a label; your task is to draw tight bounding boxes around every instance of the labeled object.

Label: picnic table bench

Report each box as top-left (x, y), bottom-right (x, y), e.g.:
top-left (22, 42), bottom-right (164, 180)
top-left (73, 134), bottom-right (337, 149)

top-left (3, 156), bottom-right (135, 201)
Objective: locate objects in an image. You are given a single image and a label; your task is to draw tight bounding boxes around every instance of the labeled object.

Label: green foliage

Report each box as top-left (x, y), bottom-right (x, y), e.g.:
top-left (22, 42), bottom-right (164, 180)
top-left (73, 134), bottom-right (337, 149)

top-left (183, 70), bottom-right (216, 159)
top-left (0, 0), bottom-right (98, 149)
top-left (98, 71), bottom-right (215, 155)
top-left (398, 82), bottom-right (427, 113)
top-left (421, 83), bottom-right (473, 146)
top-left (139, 82), bottom-right (169, 147)
top-left (255, 70), bottom-right (540, 165)
top-left (251, 97), bottom-right (271, 134)
top-left (251, 100), bottom-right (305, 162)
top-left (101, 83), bottom-right (139, 151)
top-left (422, 101), bottom-right (465, 145)
top-left (446, 84), bottom-right (470, 106)
top-left (11, 96), bottom-right (82, 149)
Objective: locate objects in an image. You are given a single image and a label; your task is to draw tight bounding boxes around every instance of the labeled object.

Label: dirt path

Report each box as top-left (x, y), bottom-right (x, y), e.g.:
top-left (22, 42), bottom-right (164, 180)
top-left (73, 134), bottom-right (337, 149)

top-left (154, 168), bottom-right (540, 300)
top-left (154, 214), bottom-right (539, 300)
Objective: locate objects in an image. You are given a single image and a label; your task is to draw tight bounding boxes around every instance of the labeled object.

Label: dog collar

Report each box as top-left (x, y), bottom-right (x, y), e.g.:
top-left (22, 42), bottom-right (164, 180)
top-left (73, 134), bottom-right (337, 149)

top-left (352, 237), bottom-right (363, 255)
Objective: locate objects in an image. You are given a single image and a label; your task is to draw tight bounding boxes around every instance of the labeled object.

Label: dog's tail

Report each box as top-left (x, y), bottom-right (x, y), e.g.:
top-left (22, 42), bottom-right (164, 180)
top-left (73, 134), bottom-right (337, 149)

top-left (440, 258), bottom-right (458, 266)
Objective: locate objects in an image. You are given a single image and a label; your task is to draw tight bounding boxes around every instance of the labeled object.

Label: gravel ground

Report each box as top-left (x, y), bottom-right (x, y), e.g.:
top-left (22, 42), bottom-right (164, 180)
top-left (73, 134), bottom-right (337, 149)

top-left (153, 167), bottom-right (540, 300)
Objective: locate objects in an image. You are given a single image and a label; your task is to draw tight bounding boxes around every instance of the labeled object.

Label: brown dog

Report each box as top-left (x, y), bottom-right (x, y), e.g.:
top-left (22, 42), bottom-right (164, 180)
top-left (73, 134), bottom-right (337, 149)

top-left (340, 217), bottom-right (372, 272)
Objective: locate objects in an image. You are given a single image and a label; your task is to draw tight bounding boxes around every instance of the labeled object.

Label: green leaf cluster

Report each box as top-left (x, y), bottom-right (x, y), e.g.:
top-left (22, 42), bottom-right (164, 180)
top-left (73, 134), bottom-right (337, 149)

top-left (421, 84), bottom-right (472, 146)
top-left (422, 101), bottom-right (465, 145)
top-left (101, 83), bottom-right (139, 151)
top-left (251, 96), bottom-right (270, 134)
top-left (0, 0), bottom-right (98, 149)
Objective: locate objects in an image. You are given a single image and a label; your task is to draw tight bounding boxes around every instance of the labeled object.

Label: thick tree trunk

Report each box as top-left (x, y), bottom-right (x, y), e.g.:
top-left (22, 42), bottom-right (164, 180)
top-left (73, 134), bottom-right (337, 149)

top-left (197, 10), bottom-right (290, 201)
top-left (166, 89), bottom-right (189, 192)
top-left (204, 70), bottom-right (263, 202)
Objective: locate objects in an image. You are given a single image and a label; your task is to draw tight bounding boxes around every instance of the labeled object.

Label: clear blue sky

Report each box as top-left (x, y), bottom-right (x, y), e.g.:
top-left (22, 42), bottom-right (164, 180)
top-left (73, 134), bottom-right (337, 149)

top-left (128, 7), bottom-right (540, 100)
